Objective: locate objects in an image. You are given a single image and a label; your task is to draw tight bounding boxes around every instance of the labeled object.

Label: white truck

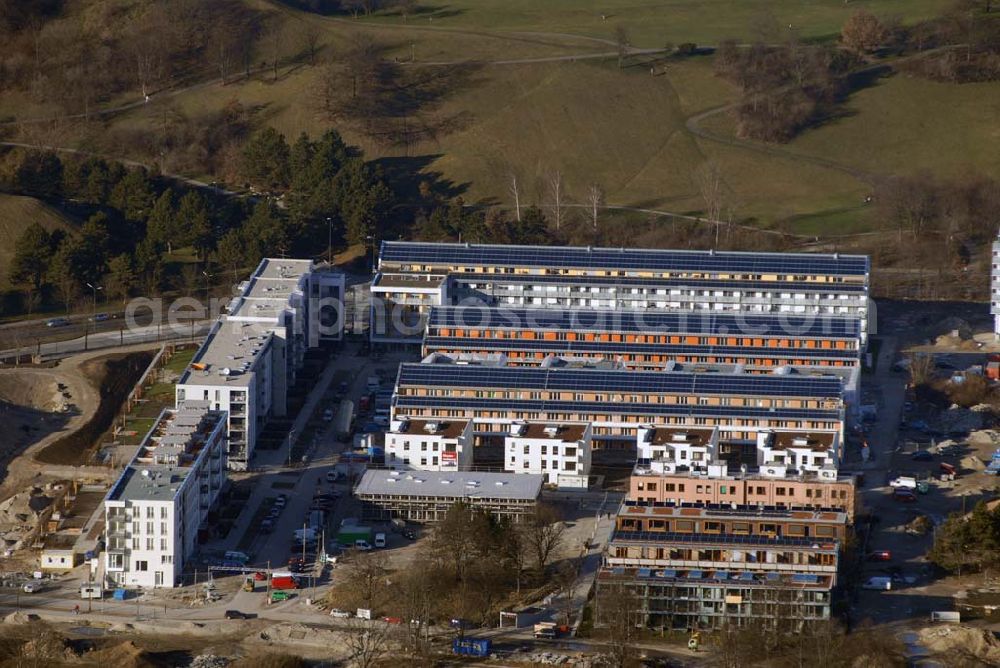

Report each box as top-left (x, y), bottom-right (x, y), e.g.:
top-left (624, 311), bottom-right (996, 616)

top-left (889, 476), bottom-right (917, 490)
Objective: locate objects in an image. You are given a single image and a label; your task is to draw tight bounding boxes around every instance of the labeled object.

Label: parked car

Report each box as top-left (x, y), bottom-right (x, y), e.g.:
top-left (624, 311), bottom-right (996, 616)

top-left (46, 318), bottom-right (70, 328)
top-left (862, 576), bottom-right (892, 591)
top-left (867, 550), bottom-right (892, 562)
top-left (89, 313), bottom-right (110, 322)
top-left (21, 582), bottom-right (41, 593)
top-left (225, 610), bottom-right (249, 620)
top-left (382, 616), bottom-right (403, 624)
top-left (261, 519), bottom-right (274, 533)
top-left (253, 572), bottom-right (268, 581)
top-left (274, 494), bottom-right (287, 507)
top-left (325, 471), bottom-right (339, 483)
top-left (911, 450), bottom-right (934, 462)
top-left (355, 540), bottom-right (373, 551)
top-left (403, 529), bottom-right (417, 540)
top-left (322, 408), bottom-right (334, 422)
top-left (893, 489), bottom-right (918, 503)
top-left (330, 609), bottom-right (352, 618)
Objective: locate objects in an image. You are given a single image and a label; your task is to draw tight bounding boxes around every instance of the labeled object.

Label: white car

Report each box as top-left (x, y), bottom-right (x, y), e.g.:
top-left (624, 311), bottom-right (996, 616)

top-left (889, 476), bottom-right (917, 489)
top-left (322, 408), bottom-right (334, 422)
top-left (22, 582), bottom-right (41, 593)
top-left (330, 609), bottom-right (352, 618)
top-left (354, 540), bottom-right (373, 551)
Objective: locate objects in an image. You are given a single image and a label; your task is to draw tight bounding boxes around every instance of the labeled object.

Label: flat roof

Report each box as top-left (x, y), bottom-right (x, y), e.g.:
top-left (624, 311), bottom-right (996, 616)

top-left (253, 258), bottom-right (315, 281)
top-left (450, 272), bottom-right (869, 293)
top-left (396, 363), bottom-right (844, 399)
top-left (107, 408), bottom-right (224, 503)
top-left (395, 396), bottom-right (843, 422)
top-left (428, 306), bottom-right (861, 339)
top-left (618, 502), bottom-right (847, 524)
top-left (424, 337), bottom-right (860, 361)
top-left (381, 241), bottom-right (870, 277)
top-left (642, 427), bottom-right (717, 447)
top-left (355, 469), bottom-right (543, 501)
top-left (374, 273), bottom-right (447, 289)
top-left (511, 422), bottom-right (588, 442)
top-left (179, 319), bottom-right (272, 387)
top-left (392, 419), bottom-right (469, 439)
top-left (770, 431), bottom-right (838, 451)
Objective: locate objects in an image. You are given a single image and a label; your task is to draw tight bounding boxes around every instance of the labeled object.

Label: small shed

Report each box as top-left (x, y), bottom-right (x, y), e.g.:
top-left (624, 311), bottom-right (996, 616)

top-left (499, 606), bottom-right (546, 628)
top-left (39, 535), bottom-right (80, 572)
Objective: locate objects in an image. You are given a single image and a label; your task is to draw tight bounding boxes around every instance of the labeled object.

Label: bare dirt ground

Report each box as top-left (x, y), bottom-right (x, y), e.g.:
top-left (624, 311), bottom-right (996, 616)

top-left (0, 343), bottom-right (164, 502)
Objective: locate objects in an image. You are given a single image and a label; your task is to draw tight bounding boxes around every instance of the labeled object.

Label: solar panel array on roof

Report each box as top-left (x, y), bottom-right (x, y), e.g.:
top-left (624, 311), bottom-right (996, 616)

top-left (424, 337), bottom-right (859, 361)
top-left (396, 363), bottom-right (843, 398)
top-left (381, 241), bottom-right (870, 276)
top-left (394, 395), bottom-right (843, 421)
top-left (612, 531), bottom-right (828, 548)
top-left (450, 272), bottom-right (870, 293)
top-left (428, 306), bottom-right (861, 338)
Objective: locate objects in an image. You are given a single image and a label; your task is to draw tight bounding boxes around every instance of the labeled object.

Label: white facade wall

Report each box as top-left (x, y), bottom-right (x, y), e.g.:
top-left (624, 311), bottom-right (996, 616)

top-left (104, 410), bottom-right (227, 588)
top-left (992, 237), bottom-right (1000, 339)
top-left (384, 420), bottom-right (473, 471)
top-left (505, 424), bottom-right (592, 486)
top-left (635, 427), bottom-right (720, 472)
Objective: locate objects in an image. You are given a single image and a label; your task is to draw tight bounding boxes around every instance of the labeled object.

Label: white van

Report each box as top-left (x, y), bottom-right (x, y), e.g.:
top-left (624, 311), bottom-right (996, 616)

top-left (889, 476), bottom-right (917, 490)
top-left (374, 533), bottom-right (386, 548)
top-left (355, 540), bottom-right (372, 551)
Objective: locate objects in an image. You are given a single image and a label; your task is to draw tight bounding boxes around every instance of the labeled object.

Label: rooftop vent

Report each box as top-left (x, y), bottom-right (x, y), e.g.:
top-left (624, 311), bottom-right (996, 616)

top-left (424, 421), bottom-right (441, 433)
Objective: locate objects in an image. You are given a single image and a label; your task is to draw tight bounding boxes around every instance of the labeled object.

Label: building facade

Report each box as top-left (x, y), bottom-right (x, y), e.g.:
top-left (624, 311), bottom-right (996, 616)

top-left (384, 418), bottom-right (474, 471)
top-left (372, 242), bottom-right (870, 345)
top-left (424, 306), bottom-right (862, 371)
top-left (505, 421), bottom-right (592, 488)
top-left (104, 405), bottom-right (227, 588)
top-left (392, 360), bottom-right (846, 451)
top-left (176, 259), bottom-right (344, 469)
top-left (992, 235), bottom-right (1000, 339)
top-left (354, 469), bottom-right (543, 523)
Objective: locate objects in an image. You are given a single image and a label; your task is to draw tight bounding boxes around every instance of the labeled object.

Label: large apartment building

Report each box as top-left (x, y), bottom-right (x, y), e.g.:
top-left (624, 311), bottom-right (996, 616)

top-left (423, 306), bottom-right (862, 371)
top-left (103, 404), bottom-right (227, 589)
top-left (991, 234), bottom-right (1000, 339)
top-left (176, 259), bottom-right (345, 469)
top-left (391, 359), bottom-right (846, 451)
top-left (597, 502), bottom-right (847, 630)
top-left (372, 242), bottom-right (871, 345)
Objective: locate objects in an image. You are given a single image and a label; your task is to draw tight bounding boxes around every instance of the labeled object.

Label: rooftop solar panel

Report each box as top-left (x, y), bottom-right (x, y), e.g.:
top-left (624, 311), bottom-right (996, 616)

top-left (393, 396), bottom-right (843, 421)
top-left (381, 242), bottom-right (870, 276)
top-left (427, 306), bottom-right (862, 338)
top-left (396, 363), bottom-right (843, 398)
top-left (424, 337), bottom-right (860, 361)
top-left (449, 272), bottom-right (869, 293)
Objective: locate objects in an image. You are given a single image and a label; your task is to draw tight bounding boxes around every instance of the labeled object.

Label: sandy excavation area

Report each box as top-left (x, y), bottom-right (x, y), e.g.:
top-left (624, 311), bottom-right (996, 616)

top-left (0, 367), bottom-right (92, 460)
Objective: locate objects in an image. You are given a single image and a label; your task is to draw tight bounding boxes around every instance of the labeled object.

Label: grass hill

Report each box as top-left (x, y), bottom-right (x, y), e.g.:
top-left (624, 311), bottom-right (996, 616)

top-left (13, 0), bottom-right (992, 237)
top-left (0, 194), bottom-right (76, 286)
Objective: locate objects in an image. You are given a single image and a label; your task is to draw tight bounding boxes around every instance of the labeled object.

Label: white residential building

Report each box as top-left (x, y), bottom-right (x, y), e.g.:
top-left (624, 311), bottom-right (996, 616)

top-left (992, 235), bottom-right (1000, 339)
top-left (176, 258), bottom-right (345, 469)
top-left (756, 430), bottom-right (840, 480)
top-left (635, 426), bottom-right (720, 471)
top-left (372, 242), bottom-right (871, 345)
top-left (103, 404), bottom-right (227, 589)
top-left (505, 422), bottom-right (592, 489)
top-left (384, 418), bottom-right (473, 471)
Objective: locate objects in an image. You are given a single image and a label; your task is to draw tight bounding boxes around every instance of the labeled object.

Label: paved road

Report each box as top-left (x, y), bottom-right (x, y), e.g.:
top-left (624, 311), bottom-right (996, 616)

top-left (0, 320), bottom-right (211, 361)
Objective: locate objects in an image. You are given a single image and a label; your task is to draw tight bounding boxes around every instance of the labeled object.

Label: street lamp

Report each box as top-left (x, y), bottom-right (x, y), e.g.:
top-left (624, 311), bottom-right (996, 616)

top-left (326, 217), bottom-right (333, 263)
top-left (85, 282), bottom-right (102, 351)
top-left (366, 235), bottom-right (376, 276)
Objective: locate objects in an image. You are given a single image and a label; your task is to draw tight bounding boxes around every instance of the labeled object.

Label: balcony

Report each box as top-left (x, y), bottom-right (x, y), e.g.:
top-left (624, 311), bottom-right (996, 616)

top-left (604, 556), bottom-right (837, 575)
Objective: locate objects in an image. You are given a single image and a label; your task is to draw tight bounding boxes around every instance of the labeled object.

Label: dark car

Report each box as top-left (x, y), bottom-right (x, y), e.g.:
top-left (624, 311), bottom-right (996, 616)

top-left (911, 450), bottom-right (934, 462)
top-left (867, 550), bottom-right (892, 562)
top-left (225, 610), bottom-right (248, 620)
top-left (893, 489), bottom-right (917, 503)
top-left (403, 529), bottom-right (417, 540)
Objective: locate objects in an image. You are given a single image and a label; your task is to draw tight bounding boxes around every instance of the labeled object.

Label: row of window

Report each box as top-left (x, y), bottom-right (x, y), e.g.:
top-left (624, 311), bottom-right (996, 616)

top-left (635, 480), bottom-right (850, 499)
top-left (433, 329), bottom-right (855, 349)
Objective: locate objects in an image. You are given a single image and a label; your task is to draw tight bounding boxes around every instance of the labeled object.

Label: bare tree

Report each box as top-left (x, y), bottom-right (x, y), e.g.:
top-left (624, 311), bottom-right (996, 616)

top-left (213, 23), bottom-right (238, 84)
top-left (508, 171), bottom-right (522, 222)
top-left (596, 582), bottom-right (641, 668)
top-left (303, 25), bottom-right (321, 66)
top-left (547, 170), bottom-right (566, 230)
top-left (343, 550), bottom-right (390, 610)
top-left (695, 161), bottom-right (726, 245)
top-left (553, 559), bottom-right (580, 625)
top-left (615, 25), bottom-right (630, 69)
top-left (267, 18), bottom-right (284, 82)
top-left (587, 183), bottom-right (604, 230)
top-left (524, 503), bottom-right (566, 572)
top-left (343, 618), bottom-right (395, 668)
top-left (907, 352), bottom-right (935, 387)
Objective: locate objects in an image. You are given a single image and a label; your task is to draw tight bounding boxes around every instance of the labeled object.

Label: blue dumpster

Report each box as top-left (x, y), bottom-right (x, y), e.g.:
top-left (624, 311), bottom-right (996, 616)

top-left (113, 588), bottom-right (129, 601)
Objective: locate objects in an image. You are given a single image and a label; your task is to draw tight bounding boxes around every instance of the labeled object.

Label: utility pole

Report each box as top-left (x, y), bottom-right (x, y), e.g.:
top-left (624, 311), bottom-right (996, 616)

top-left (327, 217), bottom-right (333, 262)
top-left (85, 282), bottom-right (102, 351)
